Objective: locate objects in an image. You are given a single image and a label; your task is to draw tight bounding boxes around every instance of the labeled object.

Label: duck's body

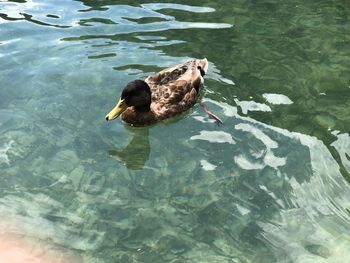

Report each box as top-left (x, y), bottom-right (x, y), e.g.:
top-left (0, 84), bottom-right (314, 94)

top-left (105, 58), bottom-right (208, 126)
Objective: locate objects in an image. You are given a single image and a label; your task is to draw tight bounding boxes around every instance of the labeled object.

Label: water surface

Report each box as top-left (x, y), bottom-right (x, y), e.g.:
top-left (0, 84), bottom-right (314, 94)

top-left (1, 0), bottom-right (350, 262)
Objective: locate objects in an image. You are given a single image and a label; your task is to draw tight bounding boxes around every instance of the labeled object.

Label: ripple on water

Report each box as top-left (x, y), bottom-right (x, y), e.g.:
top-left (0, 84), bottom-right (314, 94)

top-left (0, 138), bottom-right (14, 166)
top-left (190, 130), bottom-right (236, 144)
top-left (263, 93), bottom-right (294, 105)
top-left (331, 132), bottom-right (350, 174)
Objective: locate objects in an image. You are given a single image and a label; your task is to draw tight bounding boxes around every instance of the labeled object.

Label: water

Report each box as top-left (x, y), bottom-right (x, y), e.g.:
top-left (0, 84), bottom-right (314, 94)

top-left (1, 0), bottom-right (350, 262)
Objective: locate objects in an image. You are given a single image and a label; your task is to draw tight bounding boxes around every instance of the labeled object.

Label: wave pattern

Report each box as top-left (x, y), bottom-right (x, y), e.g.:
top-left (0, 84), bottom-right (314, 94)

top-left (0, 0), bottom-right (349, 262)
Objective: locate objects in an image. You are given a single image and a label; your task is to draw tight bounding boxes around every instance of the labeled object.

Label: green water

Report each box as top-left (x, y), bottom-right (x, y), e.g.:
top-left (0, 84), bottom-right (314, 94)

top-left (1, 0), bottom-right (350, 262)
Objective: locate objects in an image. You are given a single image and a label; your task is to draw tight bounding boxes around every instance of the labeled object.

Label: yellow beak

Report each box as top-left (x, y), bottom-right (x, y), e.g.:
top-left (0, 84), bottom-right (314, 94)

top-left (105, 98), bottom-right (128, 121)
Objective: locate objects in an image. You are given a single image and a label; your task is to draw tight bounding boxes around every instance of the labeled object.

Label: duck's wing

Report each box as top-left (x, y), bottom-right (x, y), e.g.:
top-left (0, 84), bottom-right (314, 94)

top-left (145, 59), bottom-right (208, 85)
top-left (145, 59), bottom-right (209, 118)
top-left (145, 63), bottom-right (188, 87)
top-left (145, 58), bottom-right (208, 103)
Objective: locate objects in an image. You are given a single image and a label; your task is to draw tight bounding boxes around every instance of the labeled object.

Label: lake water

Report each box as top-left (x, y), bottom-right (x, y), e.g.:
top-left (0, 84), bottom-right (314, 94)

top-left (1, 0), bottom-right (350, 262)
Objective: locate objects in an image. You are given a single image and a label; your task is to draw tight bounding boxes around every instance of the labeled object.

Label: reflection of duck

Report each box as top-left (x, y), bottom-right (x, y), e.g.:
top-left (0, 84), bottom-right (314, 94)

top-left (108, 127), bottom-right (150, 170)
top-left (105, 58), bottom-right (208, 126)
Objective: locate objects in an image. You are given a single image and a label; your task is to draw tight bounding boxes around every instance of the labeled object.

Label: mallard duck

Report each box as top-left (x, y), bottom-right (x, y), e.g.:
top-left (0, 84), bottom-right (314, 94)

top-left (105, 58), bottom-right (209, 126)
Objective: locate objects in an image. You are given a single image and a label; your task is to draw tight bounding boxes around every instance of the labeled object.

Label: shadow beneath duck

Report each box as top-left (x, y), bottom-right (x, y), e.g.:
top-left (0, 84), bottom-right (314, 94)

top-left (108, 126), bottom-right (150, 170)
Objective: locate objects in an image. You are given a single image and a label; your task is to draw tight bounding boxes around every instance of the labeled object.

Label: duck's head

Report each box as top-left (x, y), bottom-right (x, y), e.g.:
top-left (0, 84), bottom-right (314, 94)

top-left (105, 80), bottom-right (151, 121)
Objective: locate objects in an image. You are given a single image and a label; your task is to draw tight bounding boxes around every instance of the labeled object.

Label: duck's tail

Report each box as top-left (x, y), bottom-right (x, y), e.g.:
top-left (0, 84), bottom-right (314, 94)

top-left (197, 58), bottom-right (209, 77)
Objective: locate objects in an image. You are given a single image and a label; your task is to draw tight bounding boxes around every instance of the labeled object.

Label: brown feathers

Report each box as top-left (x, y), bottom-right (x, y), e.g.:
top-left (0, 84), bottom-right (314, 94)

top-left (107, 58), bottom-right (209, 126)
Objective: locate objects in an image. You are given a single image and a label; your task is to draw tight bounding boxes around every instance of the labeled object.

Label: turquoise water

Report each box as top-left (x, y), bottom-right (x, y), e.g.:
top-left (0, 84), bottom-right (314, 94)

top-left (1, 0), bottom-right (350, 262)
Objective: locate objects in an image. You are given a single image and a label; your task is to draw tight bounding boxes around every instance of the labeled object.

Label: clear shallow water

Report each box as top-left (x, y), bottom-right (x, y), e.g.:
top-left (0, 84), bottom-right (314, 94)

top-left (1, 0), bottom-right (350, 262)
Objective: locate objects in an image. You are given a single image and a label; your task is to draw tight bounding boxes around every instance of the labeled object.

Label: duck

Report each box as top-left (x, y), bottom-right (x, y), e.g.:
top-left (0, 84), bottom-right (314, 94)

top-left (105, 58), bottom-right (209, 126)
